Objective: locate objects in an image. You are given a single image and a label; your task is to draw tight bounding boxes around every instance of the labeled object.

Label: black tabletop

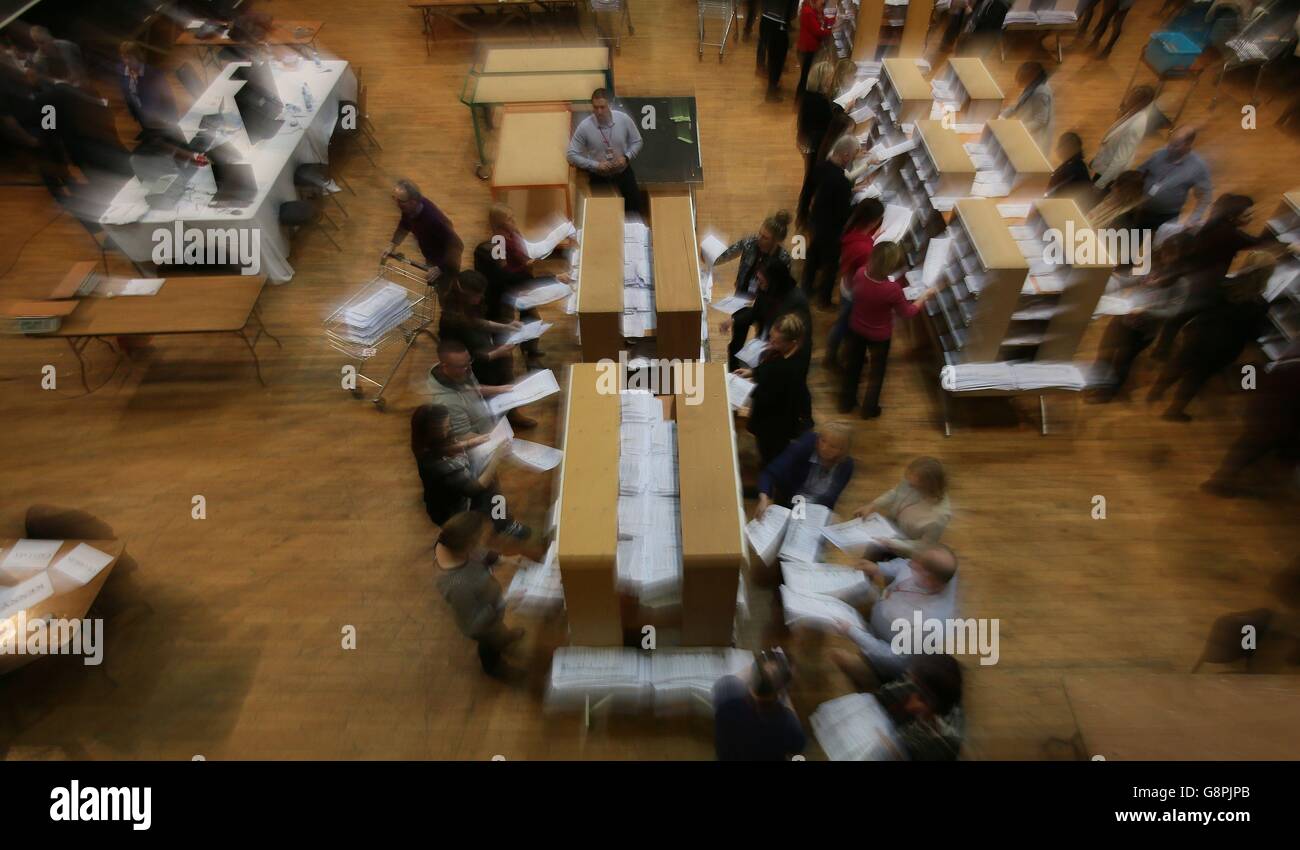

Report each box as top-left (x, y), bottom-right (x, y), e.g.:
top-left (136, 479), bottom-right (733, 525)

top-left (613, 95), bottom-right (702, 185)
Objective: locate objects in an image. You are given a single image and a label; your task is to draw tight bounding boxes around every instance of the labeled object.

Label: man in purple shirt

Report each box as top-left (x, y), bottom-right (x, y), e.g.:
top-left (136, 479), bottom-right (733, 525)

top-left (384, 178), bottom-right (464, 284)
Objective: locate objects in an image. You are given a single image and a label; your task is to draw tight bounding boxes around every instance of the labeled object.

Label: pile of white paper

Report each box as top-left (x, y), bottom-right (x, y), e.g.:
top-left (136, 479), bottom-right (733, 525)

top-left (811, 693), bottom-right (905, 761)
top-left (780, 560), bottom-right (870, 602)
top-left (940, 360), bottom-right (1088, 391)
top-left (821, 514), bottom-right (900, 555)
top-left (505, 541), bottom-right (564, 616)
top-left (649, 648), bottom-right (755, 711)
top-left (547, 647), bottom-right (754, 713)
top-left (617, 405), bottom-right (683, 605)
top-left (337, 282), bottom-right (412, 346)
top-left (622, 221), bottom-right (657, 337)
top-left (780, 585), bottom-right (867, 632)
top-left (778, 503), bottom-right (831, 564)
top-left (745, 504), bottom-right (791, 566)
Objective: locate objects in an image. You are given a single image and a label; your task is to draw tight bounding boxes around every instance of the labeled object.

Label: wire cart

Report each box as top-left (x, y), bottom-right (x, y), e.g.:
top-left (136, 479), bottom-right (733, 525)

top-left (698, 0), bottom-right (738, 60)
top-left (324, 256), bottom-right (437, 411)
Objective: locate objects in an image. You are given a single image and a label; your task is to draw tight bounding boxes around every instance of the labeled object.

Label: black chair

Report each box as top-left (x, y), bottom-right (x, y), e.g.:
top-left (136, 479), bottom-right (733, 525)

top-left (294, 162), bottom-right (351, 219)
top-left (176, 62), bottom-right (205, 99)
top-left (332, 68), bottom-right (380, 167)
top-left (280, 199), bottom-right (340, 252)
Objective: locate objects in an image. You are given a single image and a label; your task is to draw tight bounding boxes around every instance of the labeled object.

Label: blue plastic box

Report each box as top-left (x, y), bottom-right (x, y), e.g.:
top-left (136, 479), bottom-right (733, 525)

top-left (1145, 31), bottom-right (1203, 74)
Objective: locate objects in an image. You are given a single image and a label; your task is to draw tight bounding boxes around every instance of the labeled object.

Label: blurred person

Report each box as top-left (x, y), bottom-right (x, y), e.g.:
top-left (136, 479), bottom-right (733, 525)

top-left (434, 511), bottom-right (527, 679)
top-left (384, 178), bottom-right (464, 286)
top-left (1078, 0), bottom-right (1134, 58)
top-left (796, 57), bottom-right (840, 154)
top-left (1090, 85), bottom-right (1156, 189)
top-left (825, 198), bottom-right (885, 370)
top-left (754, 421), bottom-right (855, 517)
top-left (437, 271), bottom-right (537, 430)
top-left (796, 107), bottom-right (852, 228)
top-left (28, 25), bottom-right (86, 86)
top-left (1148, 251), bottom-right (1273, 422)
top-left (746, 256), bottom-right (813, 376)
top-left (1000, 61), bottom-right (1054, 153)
top-left (117, 42), bottom-right (178, 142)
top-left (712, 649), bottom-right (806, 760)
top-left (795, 0), bottom-right (835, 99)
top-left (802, 134), bottom-right (859, 307)
top-left (757, 0), bottom-right (799, 101)
top-left (831, 544), bottom-right (960, 681)
top-left (566, 88), bottom-right (643, 213)
top-left (714, 210), bottom-right (794, 370)
top-left (852, 457), bottom-right (952, 559)
top-left (734, 312), bottom-right (813, 467)
top-left (1203, 341), bottom-right (1300, 497)
top-left (411, 404), bottom-right (530, 538)
top-left (1134, 127), bottom-right (1212, 233)
top-left (841, 242), bottom-right (935, 418)
top-left (873, 654), bottom-right (966, 760)
top-left (939, 0), bottom-right (974, 51)
top-left (1045, 131), bottom-right (1095, 205)
top-left (426, 338), bottom-right (518, 446)
top-left (1086, 169), bottom-right (1145, 230)
top-left (483, 203), bottom-right (567, 369)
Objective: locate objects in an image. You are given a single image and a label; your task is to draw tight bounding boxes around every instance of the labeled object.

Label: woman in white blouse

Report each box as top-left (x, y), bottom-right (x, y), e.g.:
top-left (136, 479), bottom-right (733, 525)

top-left (1090, 86), bottom-right (1156, 189)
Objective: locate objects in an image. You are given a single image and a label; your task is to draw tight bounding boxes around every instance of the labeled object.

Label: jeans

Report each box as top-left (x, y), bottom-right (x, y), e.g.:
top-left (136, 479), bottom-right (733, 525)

top-left (801, 235), bottom-right (841, 305)
top-left (842, 332), bottom-right (892, 414)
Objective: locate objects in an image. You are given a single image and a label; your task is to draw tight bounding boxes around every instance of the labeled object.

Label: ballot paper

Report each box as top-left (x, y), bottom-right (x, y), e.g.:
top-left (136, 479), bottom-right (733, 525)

top-left (735, 337), bottom-right (768, 368)
top-left (650, 648), bottom-right (755, 710)
top-left (468, 417), bottom-right (514, 475)
top-left (524, 221), bottom-right (577, 260)
top-left (621, 391), bottom-right (663, 424)
top-left (780, 560), bottom-right (871, 601)
top-left (337, 282), bottom-right (412, 345)
top-left (506, 278), bottom-right (572, 310)
top-left (487, 369), bottom-right (560, 416)
top-left (972, 180), bottom-right (1012, 198)
top-left (726, 372), bottom-right (756, 410)
top-left (700, 233), bottom-right (729, 266)
top-left (508, 439), bottom-right (563, 471)
top-left (0, 539), bottom-right (63, 580)
top-left (0, 572), bottom-right (55, 620)
top-left (875, 204), bottom-right (914, 244)
top-left (505, 541), bottom-right (564, 616)
top-left (93, 277), bottom-right (165, 297)
top-left (848, 104), bottom-right (873, 124)
top-left (547, 647), bottom-right (651, 706)
top-left (778, 503), bottom-right (831, 564)
top-left (921, 237), bottom-right (952, 288)
top-left (501, 321), bottom-right (552, 346)
top-left (821, 515), bottom-right (899, 555)
top-left (811, 693), bottom-right (906, 761)
top-left (870, 137), bottom-right (919, 162)
top-left (834, 76), bottom-right (876, 109)
top-left (746, 504), bottom-right (791, 566)
top-left (780, 585), bottom-right (868, 632)
top-left (709, 294), bottom-right (754, 315)
top-left (50, 543), bottom-right (116, 587)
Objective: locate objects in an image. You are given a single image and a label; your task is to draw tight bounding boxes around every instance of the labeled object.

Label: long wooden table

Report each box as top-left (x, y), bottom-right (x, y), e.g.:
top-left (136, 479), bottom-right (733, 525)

top-left (575, 196), bottom-right (626, 362)
top-left (461, 70), bottom-right (607, 176)
top-left (648, 192), bottom-right (703, 361)
top-left (411, 0), bottom-right (581, 53)
top-left (28, 266), bottom-right (275, 391)
top-left (490, 105), bottom-right (574, 216)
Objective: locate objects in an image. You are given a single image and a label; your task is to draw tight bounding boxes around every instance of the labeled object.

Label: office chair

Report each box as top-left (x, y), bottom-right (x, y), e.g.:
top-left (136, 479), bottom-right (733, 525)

top-left (280, 199), bottom-right (341, 252)
top-left (294, 162), bottom-right (352, 219)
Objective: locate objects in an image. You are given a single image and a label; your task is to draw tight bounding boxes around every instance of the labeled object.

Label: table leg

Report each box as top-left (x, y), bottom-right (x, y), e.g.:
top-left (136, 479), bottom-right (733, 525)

top-left (1039, 394), bottom-right (1048, 436)
top-left (236, 327), bottom-right (267, 386)
top-left (1056, 32), bottom-right (1063, 64)
top-left (67, 337), bottom-right (90, 394)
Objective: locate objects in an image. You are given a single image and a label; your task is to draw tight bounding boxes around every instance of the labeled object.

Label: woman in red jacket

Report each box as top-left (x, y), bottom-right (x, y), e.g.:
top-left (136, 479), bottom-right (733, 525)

top-left (840, 242), bottom-right (935, 418)
top-left (796, 0), bottom-right (835, 99)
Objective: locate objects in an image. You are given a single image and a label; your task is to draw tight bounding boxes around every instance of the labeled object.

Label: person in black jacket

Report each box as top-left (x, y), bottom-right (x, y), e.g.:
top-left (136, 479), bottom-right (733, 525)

top-left (796, 110), bottom-right (853, 229)
top-left (473, 239), bottom-right (547, 371)
top-left (118, 42), bottom-right (178, 142)
top-left (751, 256), bottom-right (813, 377)
top-left (735, 312), bottom-right (813, 467)
top-left (758, 0), bottom-right (798, 101)
top-left (802, 134), bottom-right (858, 308)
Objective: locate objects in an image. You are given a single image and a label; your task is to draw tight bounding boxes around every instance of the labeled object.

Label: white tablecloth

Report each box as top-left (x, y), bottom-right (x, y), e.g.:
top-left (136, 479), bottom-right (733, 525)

top-left (100, 58), bottom-right (358, 283)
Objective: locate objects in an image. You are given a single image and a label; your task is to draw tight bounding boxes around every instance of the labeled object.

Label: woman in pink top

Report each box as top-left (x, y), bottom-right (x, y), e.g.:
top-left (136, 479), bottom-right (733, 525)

top-left (840, 242), bottom-right (935, 418)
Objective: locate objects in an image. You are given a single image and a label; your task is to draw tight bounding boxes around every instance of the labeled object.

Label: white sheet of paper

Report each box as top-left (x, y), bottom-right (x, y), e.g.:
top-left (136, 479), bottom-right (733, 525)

top-left (778, 504), bottom-right (831, 564)
top-left (50, 543), bottom-right (115, 587)
top-left (0, 571), bottom-right (56, 620)
top-left (709, 294), bottom-right (754, 315)
top-left (524, 221), bottom-right (576, 260)
top-left (875, 204), bottom-right (914, 244)
top-left (745, 505), bottom-right (791, 566)
top-left (501, 321), bottom-right (552, 346)
top-left (0, 539), bottom-right (62, 579)
top-left (487, 369), bottom-right (560, 416)
top-left (735, 337), bottom-right (768, 368)
top-left (506, 279), bottom-right (572, 310)
top-left (508, 439), bottom-right (564, 471)
top-left (780, 585), bottom-right (868, 632)
top-left (820, 514), bottom-right (899, 555)
top-left (726, 373), bottom-right (756, 410)
top-left (998, 202), bottom-right (1033, 218)
top-left (780, 560), bottom-right (871, 601)
top-left (700, 233), bottom-right (729, 267)
top-left (468, 417), bottom-right (514, 475)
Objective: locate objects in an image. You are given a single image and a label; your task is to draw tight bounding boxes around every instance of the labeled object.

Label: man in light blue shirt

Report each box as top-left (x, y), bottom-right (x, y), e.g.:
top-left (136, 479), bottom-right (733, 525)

top-left (567, 88), bottom-right (643, 212)
top-left (1135, 127), bottom-right (1213, 233)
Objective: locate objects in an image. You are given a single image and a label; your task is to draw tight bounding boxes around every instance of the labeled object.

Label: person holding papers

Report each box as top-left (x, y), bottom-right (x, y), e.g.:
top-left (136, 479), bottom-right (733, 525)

top-left (1089, 86), bottom-right (1155, 190)
top-left (715, 210), bottom-right (793, 369)
top-left (748, 257), bottom-right (813, 377)
top-left (712, 650), bottom-right (806, 760)
top-left (566, 88), bottom-right (643, 213)
top-left (874, 655), bottom-right (966, 760)
top-left (853, 457), bottom-right (952, 559)
top-left (802, 135), bottom-right (858, 308)
top-left (1133, 128), bottom-right (1213, 234)
top-left (1045, 132), bottom-right (1096, 207)
top-left (824, 199), bottom-right (885, 371)
top-left (434, 511), bottom-right (527, 680)
top-left (411, 404), bottom-right (530, 539)
top-left (734, 312), bottom-right (813, 468)
top-left (384, 179), bottom-right (465, 286)
top-left (794, 0), bottom-right (835, 100)
top-left (427, 338), bottom-right (522, 446)
top-left (999, 62), bottom-right (1055, 155)
top-left (755, 422), bottom-right (855, 517)
top-left (840, 243), bottom-right (935, 418)
top-left (830, 544), bottom-right (960, 683)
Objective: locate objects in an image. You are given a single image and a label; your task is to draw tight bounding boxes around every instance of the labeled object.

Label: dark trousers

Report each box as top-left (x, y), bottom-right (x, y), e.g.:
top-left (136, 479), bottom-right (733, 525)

top-left (756, 430), bottom-right (792, 469)
top-left (767, 27), bottom-right (790, 93)
top-left (1094, 312), bottom-right (1159, 393)
top-left (728, 306), bottom-right (756, 371)
top-left (801, 234), bottom-right (841, 305)
top-left (474, 621), bottom-right (511, 674)
top-left (757, 16), bottom-right (775, 66)
top-left (589, 164), bottom-right (641, 214)
top-left (520, 306), bottom-right (541, 360)
top-left (826, 296), bottom-right (853, 364)
top-left (796, 51), bottom-right (815, 98)
top-left (1080, 0), bottom-right (1129, 54)
top-left (842, 332), bottom-right (891, 414)
top-left (470, 487), bottom-right (514, 533)
top-left (745, 0), bottom-right (759, 36)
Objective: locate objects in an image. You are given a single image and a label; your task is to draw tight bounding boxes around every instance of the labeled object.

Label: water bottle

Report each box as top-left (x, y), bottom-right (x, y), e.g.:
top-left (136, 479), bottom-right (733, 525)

top-left (302, 82), bottom-right (313, 112)
top-left (312, 46), bottom-right (323, 70)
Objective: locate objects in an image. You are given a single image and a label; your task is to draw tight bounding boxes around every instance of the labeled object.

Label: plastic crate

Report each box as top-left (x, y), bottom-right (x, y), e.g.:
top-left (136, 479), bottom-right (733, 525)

top-left (1144, 31), bottom-right (1202, 74)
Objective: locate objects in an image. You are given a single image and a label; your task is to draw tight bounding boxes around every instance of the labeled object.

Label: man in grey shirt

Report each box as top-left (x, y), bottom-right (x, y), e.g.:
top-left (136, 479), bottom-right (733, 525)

top-left (567, 88), bottom-right (643, 212)
top-left (1135, 127), bottom-right (1213, 233)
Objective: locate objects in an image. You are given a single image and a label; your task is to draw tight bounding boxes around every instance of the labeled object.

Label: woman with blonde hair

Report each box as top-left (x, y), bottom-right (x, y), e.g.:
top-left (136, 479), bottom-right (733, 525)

top-left (734, 311), bottom-right (813, 467)
top-left (853, 457), bottom-right (952, 558)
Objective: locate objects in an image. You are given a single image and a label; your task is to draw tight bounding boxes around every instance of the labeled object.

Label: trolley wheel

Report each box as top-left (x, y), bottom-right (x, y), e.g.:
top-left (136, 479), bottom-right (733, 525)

top-left (372, 397), bottom-right (387, 411)
top-left (475, 164), bottom-right (491, 180)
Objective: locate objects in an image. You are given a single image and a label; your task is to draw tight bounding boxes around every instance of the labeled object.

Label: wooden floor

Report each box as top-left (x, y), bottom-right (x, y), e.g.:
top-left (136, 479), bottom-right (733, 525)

top-left (1, 0), bottom-right (1298, 760)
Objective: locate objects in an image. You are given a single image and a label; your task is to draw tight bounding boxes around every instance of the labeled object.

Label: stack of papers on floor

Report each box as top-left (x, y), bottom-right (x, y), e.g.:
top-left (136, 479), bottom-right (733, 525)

top-left (811, 693), bottom-right (905, 761)
top-left (780, 560), bottom-right (871, 602)
top-left (777, 503), bottom-right (831, 564)
top-left (337, 282), bottom-right (411, 345)
top-left (745, 504), bottom-right (791, 566)
top-left (547, 647), bottom-right (755, 713)
top-left (780, 585), bottom-right (867, 632)
top-left (487, 369), bottom-right (560, 415)
top-left (649, 648), bottom-right (755, 711)
top-left (821, 514), bottom-right (899, 555)
top-left (505, 541), bottom-right (564, 616)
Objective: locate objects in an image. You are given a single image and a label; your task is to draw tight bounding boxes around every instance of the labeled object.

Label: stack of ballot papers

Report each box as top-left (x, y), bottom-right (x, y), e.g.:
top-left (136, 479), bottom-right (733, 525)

top-left (547, 647), bottom-right (755, 713)
top-left (1009, 361), bottom-right (1088, 390)
top-left (811, 693), bottom-right (905, 761)
top-left (650, 648), bottom-right (755, 712)
top-left (487, 369), bottom-right (560, 416)
top-left (875, 204), bottom-right (914, 244)
top-left (506, 278), bottom-right (572, 310)
top-left (616, 408), bottom-right (684, 605)
top-left (780, 560), bottom-right (871, 602)
top-left (621, 391), bottom-right (663, 424)
top-left (777, 503), bottom-right (831, 564)
top-left (1004, 9), bottom-right (1038, 22)
top-left (508, 439), bottom-right (563, 471)
top-left (821, 514), bottom-right (900, 555)
top-left (727, 372), bottom-right (756, 410)
top-left (780, 585), bottom-right (868, 632)
top-left (941, 361), bottom-right (1087, 391)
top-left (336, 282), bottom-right (412, 345)
top-left (524, 221), bottom-right (576, 260)
top-left (1037, 9), bottom-right (1078, 23)
top-left (505, 542), bottom-right (564, 616)
top-left (745, 504), bottom-right (791, 566)
top-left (622, 221), bottom-right (656, 336)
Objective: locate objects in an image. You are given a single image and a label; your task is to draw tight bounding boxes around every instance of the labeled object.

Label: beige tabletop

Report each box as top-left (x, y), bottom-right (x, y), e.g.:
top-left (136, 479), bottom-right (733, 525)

top-left (492, 109), bottom-right (572, 188)
top-left (468, 72), bottom-right (607, 105)
top-left (481, 45), bottom-right (609, 75)
top-left (47, 275), bottom-right (267, 338)
top-left (1065, 673), bottom-right (1300, 760)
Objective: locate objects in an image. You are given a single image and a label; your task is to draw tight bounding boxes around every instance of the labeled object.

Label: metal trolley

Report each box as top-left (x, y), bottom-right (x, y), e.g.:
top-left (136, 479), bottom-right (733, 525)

top-left (324, 255), bottom-right (437, 411)
top-left (698, 0), bottom-right (738, 60)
